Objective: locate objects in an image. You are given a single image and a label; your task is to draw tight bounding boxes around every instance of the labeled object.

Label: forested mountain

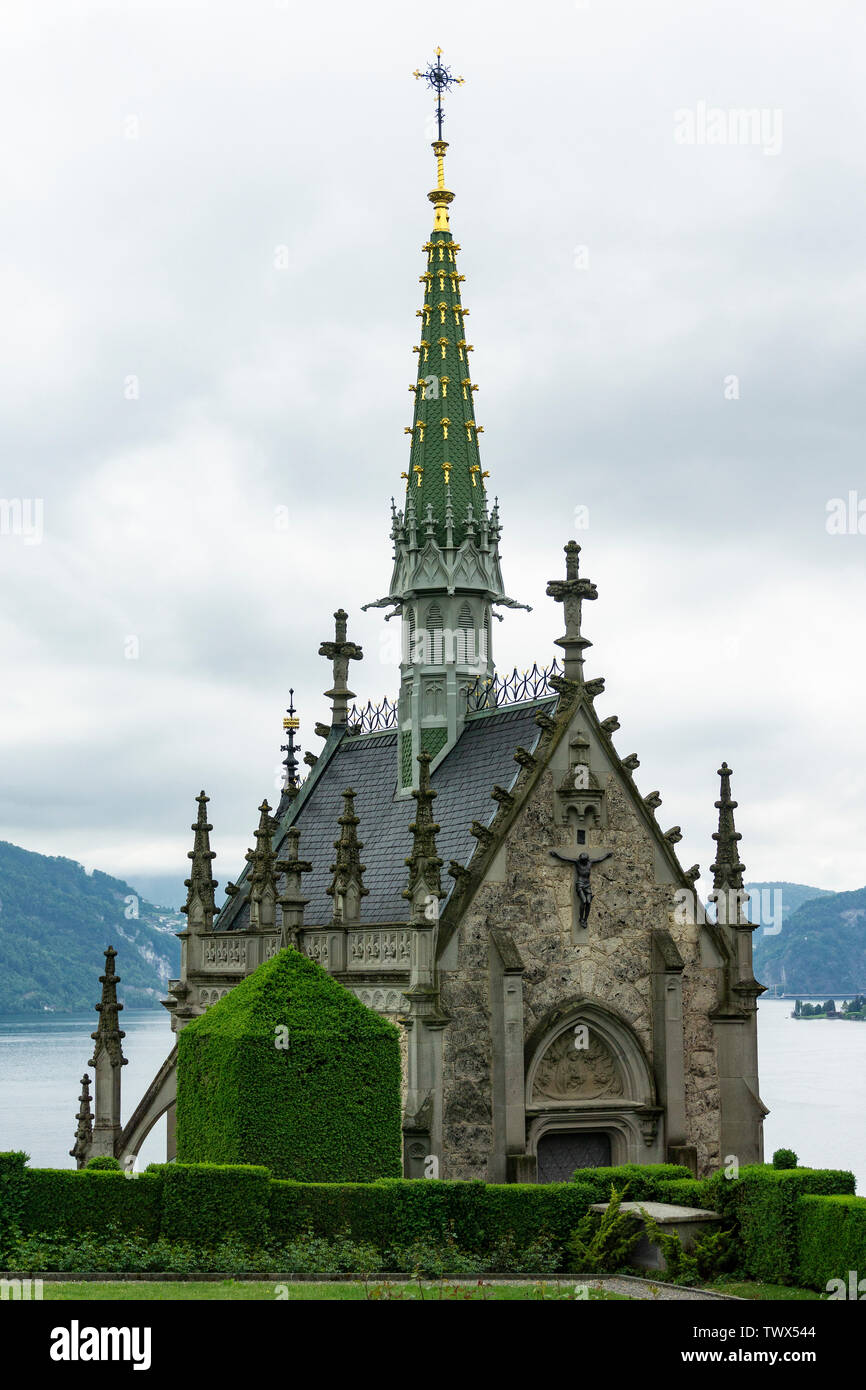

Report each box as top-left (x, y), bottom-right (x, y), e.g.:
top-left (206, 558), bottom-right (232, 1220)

top-left (0, 840), bottom-right (182, 1014)
top-left (750, 884), bottom-right (866, 995)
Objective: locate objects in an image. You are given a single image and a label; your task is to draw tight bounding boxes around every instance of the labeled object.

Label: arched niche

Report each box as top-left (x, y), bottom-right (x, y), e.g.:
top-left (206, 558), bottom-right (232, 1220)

top-left (525, 999), bottom-right (656, 1110)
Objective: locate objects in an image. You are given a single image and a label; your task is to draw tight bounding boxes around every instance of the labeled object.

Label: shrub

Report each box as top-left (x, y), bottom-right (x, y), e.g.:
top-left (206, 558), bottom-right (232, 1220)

top-left (0, 1152), bottom-right (28, 1267)
top-left (566, 1184), bottom-right (643, 1273)
top-left (176, 949), bottom-right (402, 1182)
top-left (708, 1165), bottom-right (856, 1283)
top-left (655, 1178), bottom-right (711, 1209)
top-left (640, 1210), bottom-right (737, 1284)
top-left (268, 1177), bottom-right (601, 1255)
top-left (570, 1164), bottom-right (693, 1202)
top-left (797, 1195), bottom-right (866, 1292)
top-left (84, 1155), bottom-right (123, 1171)
top-left (154, 1163), bottom-right (270, 1245)
top-left (772, 1148), bottom-right (798, 1170)
top-left (20, 1170), bottom-right (163, 1241)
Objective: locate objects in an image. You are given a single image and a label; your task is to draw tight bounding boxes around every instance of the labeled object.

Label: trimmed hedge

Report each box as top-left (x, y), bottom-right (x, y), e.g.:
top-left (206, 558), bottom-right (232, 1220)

top-left (0, 1152), bottom-right (28, 1265)
top-left (707, 1165), bottom-right (856, 1284)
top-left (176, 949), bottom-right (402, 1182)
top-left (267, 1178), bottom-right (601, 1251)
top-left (20, 1170), bottom-right (163, 1240)
top-left (567, 1164), bottom-right (692, 1203)
top-left (656, 1178), bottom-right (711, 1209)
top-left (797, 1195), bottom-right (866, 1292)
top-left (153, 1163), bottom-right (270, 1244)
top-left (266, 1168), bottom-right (691, 1251)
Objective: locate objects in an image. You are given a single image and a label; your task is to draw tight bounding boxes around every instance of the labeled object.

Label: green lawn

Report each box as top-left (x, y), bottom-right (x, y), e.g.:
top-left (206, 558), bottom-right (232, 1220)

top-left (708, 1281), bottom-right (823, 1301)
top-left (41, 1279), bottom-right (629, 1302)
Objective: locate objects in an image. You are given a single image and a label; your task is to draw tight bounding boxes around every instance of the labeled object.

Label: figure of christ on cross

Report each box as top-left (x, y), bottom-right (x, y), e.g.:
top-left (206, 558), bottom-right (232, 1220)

top-left (548, 848), bottom-right (613, 927)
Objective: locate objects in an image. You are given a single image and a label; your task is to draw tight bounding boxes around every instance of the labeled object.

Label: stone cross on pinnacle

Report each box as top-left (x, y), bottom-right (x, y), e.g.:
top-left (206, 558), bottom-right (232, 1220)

top-left (546, 540), bottom-right (598, 683)
top-left (319, 608), bottom-right (363, 726)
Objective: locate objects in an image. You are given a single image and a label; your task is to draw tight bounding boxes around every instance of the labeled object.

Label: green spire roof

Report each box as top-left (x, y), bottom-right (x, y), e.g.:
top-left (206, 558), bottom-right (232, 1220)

top-left (402, 143), bottom-right (489, 546)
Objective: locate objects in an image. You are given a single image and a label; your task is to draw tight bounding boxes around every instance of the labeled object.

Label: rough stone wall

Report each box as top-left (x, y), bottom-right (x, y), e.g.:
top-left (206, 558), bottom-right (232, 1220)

top-left (439, 759), bottom-right (722, 1178)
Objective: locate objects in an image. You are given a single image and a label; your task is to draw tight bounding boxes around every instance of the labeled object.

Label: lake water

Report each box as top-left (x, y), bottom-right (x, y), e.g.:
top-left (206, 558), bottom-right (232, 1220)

top-left (0, 999), bottom-right (863, 1187)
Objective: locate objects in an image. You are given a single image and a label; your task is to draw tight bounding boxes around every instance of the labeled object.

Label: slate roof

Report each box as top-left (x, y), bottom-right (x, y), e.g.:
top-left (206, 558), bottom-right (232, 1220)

top-left (222, 700), bottom-right (553, 929)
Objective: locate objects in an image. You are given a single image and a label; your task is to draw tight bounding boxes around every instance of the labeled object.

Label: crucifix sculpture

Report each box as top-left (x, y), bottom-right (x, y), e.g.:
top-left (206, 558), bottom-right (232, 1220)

top-left (549, 848), bottom-right (613, 928)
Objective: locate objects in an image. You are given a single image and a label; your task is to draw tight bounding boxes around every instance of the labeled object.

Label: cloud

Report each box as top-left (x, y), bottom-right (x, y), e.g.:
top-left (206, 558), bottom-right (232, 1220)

top-left (1, 0), bottom-right (864, 897)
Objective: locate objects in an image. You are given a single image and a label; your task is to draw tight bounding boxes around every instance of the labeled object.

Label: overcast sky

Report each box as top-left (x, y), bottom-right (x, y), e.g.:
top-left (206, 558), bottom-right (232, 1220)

top-left (1, 0), bottom-right (864, 909)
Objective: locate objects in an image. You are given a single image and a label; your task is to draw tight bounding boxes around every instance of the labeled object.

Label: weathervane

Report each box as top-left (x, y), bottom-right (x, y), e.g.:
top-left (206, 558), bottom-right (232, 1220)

top-left (413, 47), bottom-right (464, 139)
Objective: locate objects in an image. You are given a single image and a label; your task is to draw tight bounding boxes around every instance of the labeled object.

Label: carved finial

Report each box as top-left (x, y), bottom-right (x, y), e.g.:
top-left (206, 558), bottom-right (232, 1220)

top-left (277, 826), bottom-right (312, 949)
top-left (327, 788), bottom-right (369, 926)
top-left (709, 762), bottom-right (749, 923)
top-left (69, 1074), bottom-right (93, 1168)
top-left (546, 540), bottom-right (598, 682)
top-left (319, 609), bottom-right (363, 726)
top-left (403, 752), bottom-right (444, 921)
top-left (243, 800), bottom-right (282, 931)
top-left (89, 946), bottom-right (127, 1070)
top-left (181, 791), bottom-right (220, 932)
top-left (279, 688), bottom-right (301, 802)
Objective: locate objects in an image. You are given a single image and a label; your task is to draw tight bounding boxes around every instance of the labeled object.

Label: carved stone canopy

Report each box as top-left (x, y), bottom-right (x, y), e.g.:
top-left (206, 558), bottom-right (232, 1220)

top-left (531, 1026), bottom-right (624, 1103)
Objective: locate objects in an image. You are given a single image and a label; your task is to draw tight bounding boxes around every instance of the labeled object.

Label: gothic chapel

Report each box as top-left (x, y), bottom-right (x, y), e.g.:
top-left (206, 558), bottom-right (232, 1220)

top-left (71, 55), bottom-right (766, 1181)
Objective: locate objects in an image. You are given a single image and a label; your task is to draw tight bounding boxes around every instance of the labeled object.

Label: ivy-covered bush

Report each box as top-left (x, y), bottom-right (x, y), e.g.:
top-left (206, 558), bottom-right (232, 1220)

top-left (19, 1169), bottom-right (163, 1240)
top-left (707, 1165), bottom-right (856, 1283)
top-left (175, 949), bottom-right (402, 1182)
top-left (797, 1195), bottom-right (866, 1292)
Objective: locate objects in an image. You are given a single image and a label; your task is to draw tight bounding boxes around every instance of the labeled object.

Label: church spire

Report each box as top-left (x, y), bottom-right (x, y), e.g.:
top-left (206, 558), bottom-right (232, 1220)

top-left (365, 56), bottom-right (526, 790)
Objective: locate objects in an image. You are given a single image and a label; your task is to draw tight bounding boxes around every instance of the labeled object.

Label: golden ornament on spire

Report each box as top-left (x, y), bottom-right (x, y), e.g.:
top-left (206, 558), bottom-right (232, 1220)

top-left (413, 48), bottom-right (464, 232)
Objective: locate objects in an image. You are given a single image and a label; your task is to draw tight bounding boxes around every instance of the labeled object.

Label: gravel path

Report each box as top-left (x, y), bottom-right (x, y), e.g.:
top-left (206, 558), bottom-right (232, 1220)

top-left (580, 1275), bottom-right (742, 1301)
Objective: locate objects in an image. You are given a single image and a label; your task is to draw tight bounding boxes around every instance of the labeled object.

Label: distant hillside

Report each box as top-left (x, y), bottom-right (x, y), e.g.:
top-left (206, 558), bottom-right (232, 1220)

top-left (744, 881), bottom-right (835, 930)
top-left (752, 885), bottom-right (866, 995)
top-left (0, 841), bottom-right (182, 1014)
